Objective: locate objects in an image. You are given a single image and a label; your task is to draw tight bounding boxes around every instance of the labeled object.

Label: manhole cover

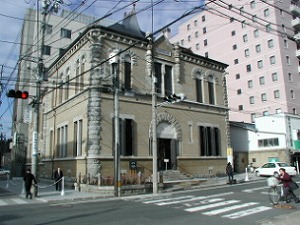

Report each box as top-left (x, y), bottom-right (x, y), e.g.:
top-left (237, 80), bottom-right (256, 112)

top-left (273, 204), bottom-right (295, 209)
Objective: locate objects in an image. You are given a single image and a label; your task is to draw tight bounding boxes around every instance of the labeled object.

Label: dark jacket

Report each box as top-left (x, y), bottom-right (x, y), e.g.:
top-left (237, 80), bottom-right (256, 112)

top-left (54, 170), bottom-right (63, 181)
top-left (278, 172), bottom-right (292, 188)
top-left (23, 172), bottom-right (37, 187)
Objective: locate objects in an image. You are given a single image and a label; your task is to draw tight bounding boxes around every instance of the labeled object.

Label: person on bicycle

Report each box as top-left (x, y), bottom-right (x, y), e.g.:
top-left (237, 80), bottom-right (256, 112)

top-left (278, 168), bottom-right (299, 203)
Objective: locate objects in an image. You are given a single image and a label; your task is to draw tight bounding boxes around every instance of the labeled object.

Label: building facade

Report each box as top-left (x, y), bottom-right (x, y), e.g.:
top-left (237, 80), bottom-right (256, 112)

top-left (171, 0), bottom-right (300, 123)
top-left (231, 113), bottom-right (300, 172)
top-left (35, 9), bottom-right (229, 183)
top-left (11, 8), bottom-right (113, 176)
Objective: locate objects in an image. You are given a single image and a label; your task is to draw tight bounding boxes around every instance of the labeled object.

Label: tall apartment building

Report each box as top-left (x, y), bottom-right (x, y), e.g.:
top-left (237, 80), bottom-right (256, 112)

top-left (171, 0), bottom-right (300, 123)
top-left (12, 8), bottom-right (113, 176)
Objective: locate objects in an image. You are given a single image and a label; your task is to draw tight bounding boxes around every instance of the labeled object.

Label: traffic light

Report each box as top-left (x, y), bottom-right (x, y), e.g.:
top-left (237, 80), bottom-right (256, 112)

top-left (6, 90), bottom-right (29, 99)
top-left (164, 93), bottom-right (186, 103)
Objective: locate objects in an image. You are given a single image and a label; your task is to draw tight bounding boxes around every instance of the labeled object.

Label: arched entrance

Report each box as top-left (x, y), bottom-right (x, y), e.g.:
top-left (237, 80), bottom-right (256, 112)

top-left (149, 112), bottom-right (182, 171)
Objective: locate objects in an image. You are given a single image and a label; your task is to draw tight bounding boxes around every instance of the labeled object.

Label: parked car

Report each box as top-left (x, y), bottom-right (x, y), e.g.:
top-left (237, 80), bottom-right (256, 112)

top-left (254, 162), bottom-right (297, 177)
top-left (0, 168), bottom-right (10, 176)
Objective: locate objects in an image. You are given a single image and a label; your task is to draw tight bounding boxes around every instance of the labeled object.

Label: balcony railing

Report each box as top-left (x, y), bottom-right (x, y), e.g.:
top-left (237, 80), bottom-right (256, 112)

top-left (290, 4), bottom-right (300, 16)
top-left (292, 17), bottom-right (300, 30)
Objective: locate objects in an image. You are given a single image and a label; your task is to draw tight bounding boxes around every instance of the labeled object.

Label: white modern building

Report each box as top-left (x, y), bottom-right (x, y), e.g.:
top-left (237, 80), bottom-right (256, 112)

top-left (231, 113), bottom-right (300, 172)
top-left (171, 0), bottom-right (300, 123)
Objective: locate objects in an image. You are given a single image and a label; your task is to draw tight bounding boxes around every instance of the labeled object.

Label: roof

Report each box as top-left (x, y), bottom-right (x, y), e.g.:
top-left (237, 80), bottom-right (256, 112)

top-left (108, 7), bottom-right (146, 39)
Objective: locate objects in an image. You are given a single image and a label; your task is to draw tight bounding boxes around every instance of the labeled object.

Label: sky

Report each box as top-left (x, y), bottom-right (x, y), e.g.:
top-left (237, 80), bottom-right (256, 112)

top-left (0, 0), bottom-right (205, 138)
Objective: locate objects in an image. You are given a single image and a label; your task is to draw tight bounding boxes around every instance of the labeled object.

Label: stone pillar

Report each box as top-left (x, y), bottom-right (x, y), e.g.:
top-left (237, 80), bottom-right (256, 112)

top-left (174, 43), bottom-right (181, 83)
top-left (87, 30), bottom-right (103, 178)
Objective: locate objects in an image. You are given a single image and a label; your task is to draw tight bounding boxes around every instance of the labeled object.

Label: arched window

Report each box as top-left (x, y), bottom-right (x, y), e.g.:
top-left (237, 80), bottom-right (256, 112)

top-left (124, 55), bottom-right (131, 91)
top-left (64, 68), bottom-right (70, 100)
top-left (75, 60), bottom-right (80, 94)
top-left (207, 75), bottom-right (215, 105)
top-left (195, 71), bottom-right (203, 103)
top-left (59, 72), bottom-right (64, 104)
top-left (80, 56), bottom-right (85, 91)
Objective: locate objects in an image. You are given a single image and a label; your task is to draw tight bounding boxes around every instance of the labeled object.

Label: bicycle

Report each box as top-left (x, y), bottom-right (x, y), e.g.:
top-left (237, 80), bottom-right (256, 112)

top-left (267, 176), bottom-right (292, 205)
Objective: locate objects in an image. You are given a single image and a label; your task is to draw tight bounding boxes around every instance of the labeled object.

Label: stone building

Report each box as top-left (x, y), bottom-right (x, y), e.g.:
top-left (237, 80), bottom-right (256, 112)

top-left (37, 8), bottom-right (229, 183)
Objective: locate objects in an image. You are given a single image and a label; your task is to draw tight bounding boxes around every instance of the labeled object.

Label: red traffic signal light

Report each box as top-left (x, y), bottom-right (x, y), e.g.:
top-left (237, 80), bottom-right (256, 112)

top-left (6, 90), bottom-right (29, 99)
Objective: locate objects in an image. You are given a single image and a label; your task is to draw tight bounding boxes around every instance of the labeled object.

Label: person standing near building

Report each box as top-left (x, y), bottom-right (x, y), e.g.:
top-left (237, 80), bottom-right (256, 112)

top-left (23, 169), bottom-right (37, 199)
top-left (54, 167), bottom-right (63, 191)
top-left (226, 162), bottom-right (234, 184)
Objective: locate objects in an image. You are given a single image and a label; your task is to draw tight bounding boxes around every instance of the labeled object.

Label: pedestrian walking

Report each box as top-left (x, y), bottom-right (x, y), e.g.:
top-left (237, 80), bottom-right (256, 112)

top-left (54, 167), bottom-right (63, 191)
top-left (23, 169), bottom-right (37, 199)
top-left (226, 162), bottom-right (234, 184)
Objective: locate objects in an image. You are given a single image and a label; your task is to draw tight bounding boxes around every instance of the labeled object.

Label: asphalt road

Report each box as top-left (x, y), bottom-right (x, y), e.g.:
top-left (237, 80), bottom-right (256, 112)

top-left (0, 178), bottom-right (300, 225)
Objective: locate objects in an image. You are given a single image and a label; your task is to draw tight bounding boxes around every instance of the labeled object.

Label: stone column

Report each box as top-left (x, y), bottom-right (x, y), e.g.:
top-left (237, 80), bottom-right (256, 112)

top-left (87, 30), bottom-right (102, 177)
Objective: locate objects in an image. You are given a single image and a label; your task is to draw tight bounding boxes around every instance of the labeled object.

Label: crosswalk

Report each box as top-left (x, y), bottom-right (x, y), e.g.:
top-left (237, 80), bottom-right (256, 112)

top-left (128, 188), bottom-right (273, 220)
top-left (0, 195), bottom-right (42, 206)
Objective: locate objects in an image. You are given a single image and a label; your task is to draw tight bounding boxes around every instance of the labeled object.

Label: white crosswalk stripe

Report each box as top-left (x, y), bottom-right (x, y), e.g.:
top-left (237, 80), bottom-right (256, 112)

top-left (0, 197), bottom-right (37, 206)
top-left (137, 191), bottom-right (272, 220)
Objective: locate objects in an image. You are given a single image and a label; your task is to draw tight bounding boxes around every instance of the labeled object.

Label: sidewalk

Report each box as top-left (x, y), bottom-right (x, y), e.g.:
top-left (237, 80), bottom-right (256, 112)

top-left (0, 172), bottom-right (265, 203)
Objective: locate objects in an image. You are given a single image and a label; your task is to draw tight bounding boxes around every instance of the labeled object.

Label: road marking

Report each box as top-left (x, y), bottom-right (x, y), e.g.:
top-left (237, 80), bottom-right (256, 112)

top-left (185, 200), bottom-right (240, 212)
top-left (0, 200), bottom-right (8, 206)
top-left (203, 202), bottom-right (259, 216)
top-left (11, 198), bottom-right (28, 204)
top-left (184, 198), bottom-right (224, 207)
top-left (143, 195), bottom-right (195, 204)
top-left (154, 192), bottom-right (234, 206)
top-left (222, 206), bottom-right (271, 219)
top-left (242, 186), bottom-right (267, 193)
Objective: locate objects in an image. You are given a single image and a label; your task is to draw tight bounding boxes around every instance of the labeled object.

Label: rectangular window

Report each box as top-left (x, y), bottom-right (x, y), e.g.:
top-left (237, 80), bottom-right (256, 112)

top-left (261, 93), bottom-right (267, 102)
top-left (231, 30), bottom-right (236, 36)
top-left (45, 24), bottom-right (53, 34)
top-left (73, 120), bottom-right (83, 157)
top-left (199, 126), bottom-right (221, 156)
top-left (202, 15), bottom-right (205, 22)
top-left (266, 24), bottom-right (271, 32)
top-left (254, 29), bottom-right (259, 37)
top-left (61, 28), bottom-right (71, 38)
top-left (243, 34), bottom-right (248, 42)
top-left (238, 105), bottom-right (243, 111)
top-left (42, 45), bottom-right (51, 55)
top-left (270, 56), bottom-right (276, 65)
top-left (234, 59), bottom-right (239, 64)
top-left (256, 44), bottom-right (261, 53)
top-left (57, 125), bottom-right (68, 158)
top-left (257, 60), bottom-right (263, 69)
top-left (248, 80), bottom-right (253, 88)
top-left (120, 119), bottom-right (134, 156)
top-left (249, 96), bottom-right (255, 104)
top-left (233, 44), bottom-right (237, 50)
top-left (250, 1), bottom-right (255, 9)
top-left (258, 138), bottom-right (279, 147)
top-left (204, 39), bottom-right (208, 46)
top-left (195, 31), bottom-right (199, 38)
top-left (272, 72), bottom-right (278, 81)
top-left (264, 8), bottom-right (269, 17)
top-left (259, 76), bottom-right (265, 85)
top-left (237, 89), bottom-right (242, 95)
top-left (274, 90), bottom-right (280, 99)
top-left (245, 49), bottom-right (250, 57)
top-left (286, 56), bottom-right (290, 65)
top-left (154, 62), bottom-right (173, 96)
top-left (203, 27), bottom-right (206, 34)
top-left (268, 39), bottom-right (274, 48)
top-left (246, 64), bottom-right (251, 72)
top-left (236, 73), bottom-right (240, 79)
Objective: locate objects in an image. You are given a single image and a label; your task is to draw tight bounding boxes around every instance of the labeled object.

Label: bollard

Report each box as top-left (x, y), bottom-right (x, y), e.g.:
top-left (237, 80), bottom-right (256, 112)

top-left (61, 177), bottom-right (65, 196)
top-left (244, 167), bottom-right (249, 182)
top-left (6, 173), bottom-right (9, 188)
top-left (21, 181), bottom-right (25, 195)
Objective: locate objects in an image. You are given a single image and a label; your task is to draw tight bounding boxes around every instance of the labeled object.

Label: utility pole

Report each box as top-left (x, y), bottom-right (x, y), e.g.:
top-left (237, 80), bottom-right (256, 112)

top-left (110, 49), bottom-right (121, 197)
top-left (32, 0), bottom-right (63, 190)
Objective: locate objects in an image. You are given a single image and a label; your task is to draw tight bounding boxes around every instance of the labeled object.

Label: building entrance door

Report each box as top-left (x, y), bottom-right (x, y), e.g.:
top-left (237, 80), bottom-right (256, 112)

top-left (157, 138), bottom-right (177, 170)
